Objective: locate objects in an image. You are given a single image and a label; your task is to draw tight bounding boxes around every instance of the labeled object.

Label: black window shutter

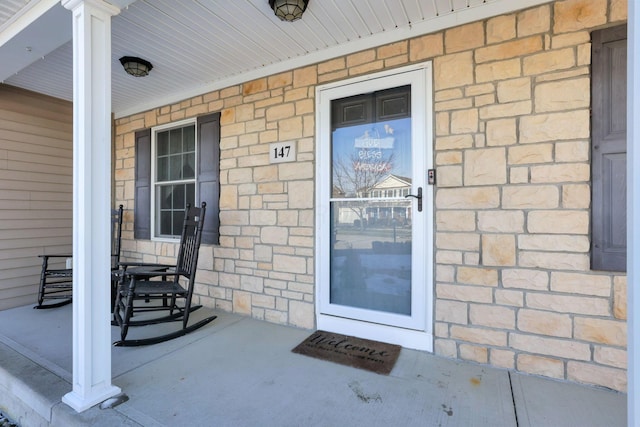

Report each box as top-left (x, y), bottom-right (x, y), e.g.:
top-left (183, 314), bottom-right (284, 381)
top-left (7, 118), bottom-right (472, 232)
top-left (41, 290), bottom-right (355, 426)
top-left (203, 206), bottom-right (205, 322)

top-left (134, 128), bottom-right (151, 239)
top-left (197, 112), bottom-right (221, 245)
top-left (591, 25), bottom-right (627, 272)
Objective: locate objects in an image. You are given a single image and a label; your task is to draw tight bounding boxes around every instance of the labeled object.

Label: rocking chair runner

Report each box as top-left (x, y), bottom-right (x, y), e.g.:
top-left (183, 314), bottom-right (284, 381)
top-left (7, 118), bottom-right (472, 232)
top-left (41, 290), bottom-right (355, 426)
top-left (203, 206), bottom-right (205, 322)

top-left (112, 202), bottom-right (216, 346)
top-left (35, 205), bottom-right (123, 309)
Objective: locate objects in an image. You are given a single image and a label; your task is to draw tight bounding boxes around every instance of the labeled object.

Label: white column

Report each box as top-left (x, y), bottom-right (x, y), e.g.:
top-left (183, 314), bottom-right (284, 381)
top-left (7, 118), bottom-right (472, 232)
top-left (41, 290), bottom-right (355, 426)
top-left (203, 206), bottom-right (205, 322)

top-left (61, 0), bottom-right (121, 413)
top-left (628, 2), bottom-right (639, 426)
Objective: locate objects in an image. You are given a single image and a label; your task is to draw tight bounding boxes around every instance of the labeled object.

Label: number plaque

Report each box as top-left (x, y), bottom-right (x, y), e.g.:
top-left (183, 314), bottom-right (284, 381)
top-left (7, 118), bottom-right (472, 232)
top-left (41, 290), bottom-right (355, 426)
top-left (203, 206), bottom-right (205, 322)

top-left (269, 141), bottom-right (296, 164)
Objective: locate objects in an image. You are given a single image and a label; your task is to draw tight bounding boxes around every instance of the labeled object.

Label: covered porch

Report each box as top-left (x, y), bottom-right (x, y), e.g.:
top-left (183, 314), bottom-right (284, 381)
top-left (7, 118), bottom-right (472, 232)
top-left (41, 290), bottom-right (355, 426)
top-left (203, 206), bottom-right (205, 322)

top-left (0, 0), bottom-right (639, 424)
top-left (0, 303), bottom-right (626, 426)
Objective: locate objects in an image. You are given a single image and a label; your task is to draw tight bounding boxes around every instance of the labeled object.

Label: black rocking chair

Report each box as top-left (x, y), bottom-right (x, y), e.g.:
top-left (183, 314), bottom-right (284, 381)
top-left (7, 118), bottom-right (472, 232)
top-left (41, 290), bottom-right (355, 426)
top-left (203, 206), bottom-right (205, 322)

top-left (35, 205), bottom-right (123, 309)
top-left (112, 202), bottom-right (216, 346)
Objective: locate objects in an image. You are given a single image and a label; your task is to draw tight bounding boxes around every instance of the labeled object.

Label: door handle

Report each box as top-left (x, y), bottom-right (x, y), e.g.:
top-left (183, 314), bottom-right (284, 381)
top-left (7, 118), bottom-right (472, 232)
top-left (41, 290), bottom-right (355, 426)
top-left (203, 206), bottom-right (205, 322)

top-left (405, 187), bottom-right (422, 212)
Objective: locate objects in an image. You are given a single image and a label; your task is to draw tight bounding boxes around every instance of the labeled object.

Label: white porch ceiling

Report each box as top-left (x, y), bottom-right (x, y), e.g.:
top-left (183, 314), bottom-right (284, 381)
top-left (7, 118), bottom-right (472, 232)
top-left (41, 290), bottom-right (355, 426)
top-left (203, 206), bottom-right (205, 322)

top-left (0, 0), bottom-right (553, 118)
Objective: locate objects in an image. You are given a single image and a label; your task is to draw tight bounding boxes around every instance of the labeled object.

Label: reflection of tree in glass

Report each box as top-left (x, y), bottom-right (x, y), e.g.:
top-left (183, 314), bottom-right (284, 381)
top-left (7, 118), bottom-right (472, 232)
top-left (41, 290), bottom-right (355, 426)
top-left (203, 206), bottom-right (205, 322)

top-left (333, 151), bottom-right (394, 230)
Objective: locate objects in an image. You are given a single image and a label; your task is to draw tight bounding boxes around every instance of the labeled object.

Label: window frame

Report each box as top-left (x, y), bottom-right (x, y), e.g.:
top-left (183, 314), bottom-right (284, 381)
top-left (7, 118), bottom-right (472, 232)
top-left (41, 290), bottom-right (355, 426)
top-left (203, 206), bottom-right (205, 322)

top-left (150, 118), bottom-right (198, 241)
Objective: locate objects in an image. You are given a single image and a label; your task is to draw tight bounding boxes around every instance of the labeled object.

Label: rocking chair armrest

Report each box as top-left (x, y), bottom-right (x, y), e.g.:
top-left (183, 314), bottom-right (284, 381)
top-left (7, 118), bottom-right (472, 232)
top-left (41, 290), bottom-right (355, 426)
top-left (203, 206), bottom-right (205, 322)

top-left (38, 254), bottom-right (72, 259)
top-left (124, 270), bottom-right (180, 281)
top-left (117, 261), bottom-right (175, 269)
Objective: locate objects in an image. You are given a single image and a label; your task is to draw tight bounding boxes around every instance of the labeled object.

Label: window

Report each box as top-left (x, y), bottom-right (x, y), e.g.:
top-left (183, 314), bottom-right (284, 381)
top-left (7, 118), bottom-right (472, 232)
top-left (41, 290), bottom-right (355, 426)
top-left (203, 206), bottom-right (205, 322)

top-left (134, 112), bottom-right (220, 245)
top-left (591, 25), bottom-right (627, 272)
top-left (154, 121), bottom-right (196, 238)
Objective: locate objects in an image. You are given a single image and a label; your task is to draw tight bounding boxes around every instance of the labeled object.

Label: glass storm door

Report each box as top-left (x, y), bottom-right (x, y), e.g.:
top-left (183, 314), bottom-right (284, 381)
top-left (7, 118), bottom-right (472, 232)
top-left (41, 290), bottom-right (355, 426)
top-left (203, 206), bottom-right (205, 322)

top-left (317, 66), bottom-right (433, 348)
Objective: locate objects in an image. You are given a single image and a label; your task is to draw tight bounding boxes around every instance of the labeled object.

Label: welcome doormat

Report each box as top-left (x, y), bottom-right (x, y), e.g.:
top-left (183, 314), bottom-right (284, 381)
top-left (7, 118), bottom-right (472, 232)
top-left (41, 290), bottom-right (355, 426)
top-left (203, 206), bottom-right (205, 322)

top-left (292, 330), bottom-right (401, 375)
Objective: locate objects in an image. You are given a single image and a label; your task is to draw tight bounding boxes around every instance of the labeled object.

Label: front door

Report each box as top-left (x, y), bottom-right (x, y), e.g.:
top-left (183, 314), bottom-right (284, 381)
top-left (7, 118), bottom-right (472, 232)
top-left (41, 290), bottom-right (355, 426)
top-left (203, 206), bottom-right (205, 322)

top-left (316, 65), bottom-right (434, 350)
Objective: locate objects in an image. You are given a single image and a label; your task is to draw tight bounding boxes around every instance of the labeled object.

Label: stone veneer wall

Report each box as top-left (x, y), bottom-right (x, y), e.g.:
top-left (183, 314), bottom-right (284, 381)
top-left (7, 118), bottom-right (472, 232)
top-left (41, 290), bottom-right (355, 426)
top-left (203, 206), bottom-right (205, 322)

top-left (114, 0), bottom-right (628, 391)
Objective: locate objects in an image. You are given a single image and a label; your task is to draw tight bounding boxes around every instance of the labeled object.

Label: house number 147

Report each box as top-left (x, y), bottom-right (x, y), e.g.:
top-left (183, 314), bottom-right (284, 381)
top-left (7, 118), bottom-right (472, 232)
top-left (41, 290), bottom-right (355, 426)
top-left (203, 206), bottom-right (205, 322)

top-left (269, 141), bottom-right (296, 164)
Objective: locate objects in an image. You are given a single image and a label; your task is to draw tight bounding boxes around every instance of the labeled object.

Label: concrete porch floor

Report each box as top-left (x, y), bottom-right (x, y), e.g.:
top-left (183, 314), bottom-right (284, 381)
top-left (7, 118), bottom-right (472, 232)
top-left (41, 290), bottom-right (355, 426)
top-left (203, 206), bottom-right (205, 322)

top-left (0, 303), bottom-right (627, 427)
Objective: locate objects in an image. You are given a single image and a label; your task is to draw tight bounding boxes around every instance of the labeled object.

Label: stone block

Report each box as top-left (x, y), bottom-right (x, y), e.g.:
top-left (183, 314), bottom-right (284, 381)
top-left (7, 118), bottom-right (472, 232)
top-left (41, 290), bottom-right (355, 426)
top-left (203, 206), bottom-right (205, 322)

top-left (519, 251), bottom-right (590, 271)
top-left (437, 283), bottom-right (493, 303)
top-left (436, 265), bottom-right (456, 282)
top-left (476, 58), bottom-right (522, 83)
top-left (510, 167), bottom-right (529, 184)
top-left (508, 143), bottom-right (553, 165)
top-left (526, 293), bottom-right (610, 316)
top-left (288, 181), bottom-right (314, 208)
top-left (479, 100), bottom-right (531, 120)
top-left (377, 41), bottom-right (408, 59)
top-left (451, 325), bottom-right (507, 346)
top-left (451, 109), bottom-right (479, 134)
top-left (517, 4), bottom-right (551, 37)
top-left (502, 185), bottom-right (559, 209)
top-left (518, 235), bottom-right (589, 253)
top-left (457, 266), bottom-right (498, 287)
top-left (466, 83), bottom-right (495, 97)
top-left (436, 112), bottom-right (450, 136)
top-left (535, 78), bottom-right (590, 112)
top-left (436, 134), bottom-right (474, 150)
top-left (553, 0), bottom-right (607, 33)
top-left (523, 48), bottom-right (576, 75)
top-left (574, 317), bottom-right (626, 346)
top-left (470, 304), bottom-right (515, 328)
top-left (550, 272), bottom-right (611, 296)
top-left (510, 333), bottom-right (591, 360)
top-left (436, 232), bottom-right (480, 251)
top-left (434, 339), bottom-right (458, 358)
top-left (497, 77), bottom-right (531, 103)
top-left (567, 362), bottom-right (626, 392)
top-left (494, 289), bottom-right (523, 307)
top-left (435, 98), bottom-right (474, 111)
top-left (556, 141), bottom-right (589, 163)
top-left (520, 110), bottom-right (589, 143)
top-left (502, 268), bottom-right (548, 291)
top-left (410, 33), bottom-right (444, 61)
top-left (293, 65), bottom-right (317, 88)
top-left (551, 31), bottom-right (590, 49)
top-left (482, 234), bottom-right (516, 266)
top-left (273, 254), bottom-right (306, 274)
top-left (436, 187), bottom-right (500, 209)
top-left (436, 299), bottom-right (468, 324)
top-left (445, 22), bottom-right (485, 53)
top-left (594, 346), bottom-right (627, 369)
top-left (517, 354), bottom-right (564, 379)
top-left (436, 165), bottom-right (463, 188)
top-left (530, 163), bottom-right (590, 183)
top-left (527, 210), bottom-right (589, 234)
top-left (486, 118), bottom-right (517, 146)
top-left (436, 210), bottom-right (476, 232)
top-left (434, 51), bottom-right (474, 89)
top-left (478, 210), bottom-right (524, 233)
top-left (464, 148), bottom-right (507, 186)
top-left (611, 0), bottom-right (628, 22)
top-left (476, 36), bottom-right (542, 63)
top-left (436, 151), bottom-right (462, 165)
top-left (233, 290), bottom-right (252, 314)
top-left (517, 308), bottom-right (572, 338)
top-left (491, 349), bottom-right (515, 369)
top-left (436, 89), bottom-right (463, 102)
top-left (289, 300), bottom-right (314, 329)
top-left (562, 184), bottom-right (590, 209)
top-left (487, 15), bottom-right (516, 44)
top-left (459, 344), bottom-right (488, 363)
top-left (614, 276), bottom-right (627, 320)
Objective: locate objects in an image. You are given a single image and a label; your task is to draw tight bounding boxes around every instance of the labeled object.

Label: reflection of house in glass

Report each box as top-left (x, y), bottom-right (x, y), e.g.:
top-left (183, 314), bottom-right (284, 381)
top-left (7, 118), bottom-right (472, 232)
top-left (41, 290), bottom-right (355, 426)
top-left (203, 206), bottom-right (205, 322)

top-left (336, 174), bottom-right (412, 227)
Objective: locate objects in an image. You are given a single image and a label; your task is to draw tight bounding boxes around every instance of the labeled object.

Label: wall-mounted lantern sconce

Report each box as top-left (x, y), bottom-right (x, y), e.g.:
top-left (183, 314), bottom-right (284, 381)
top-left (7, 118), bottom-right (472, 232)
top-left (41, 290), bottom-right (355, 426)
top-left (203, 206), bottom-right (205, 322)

top-left (119, 56), bottom-right (153, 77)
top-left (269, 0), bottom-right (309, 22)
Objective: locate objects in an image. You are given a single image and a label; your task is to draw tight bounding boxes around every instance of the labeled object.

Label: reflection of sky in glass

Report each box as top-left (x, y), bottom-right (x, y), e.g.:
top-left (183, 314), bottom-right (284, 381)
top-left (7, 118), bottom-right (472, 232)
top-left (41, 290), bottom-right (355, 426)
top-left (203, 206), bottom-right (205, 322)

top-left (332, 118), bottom-right (411, 184)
